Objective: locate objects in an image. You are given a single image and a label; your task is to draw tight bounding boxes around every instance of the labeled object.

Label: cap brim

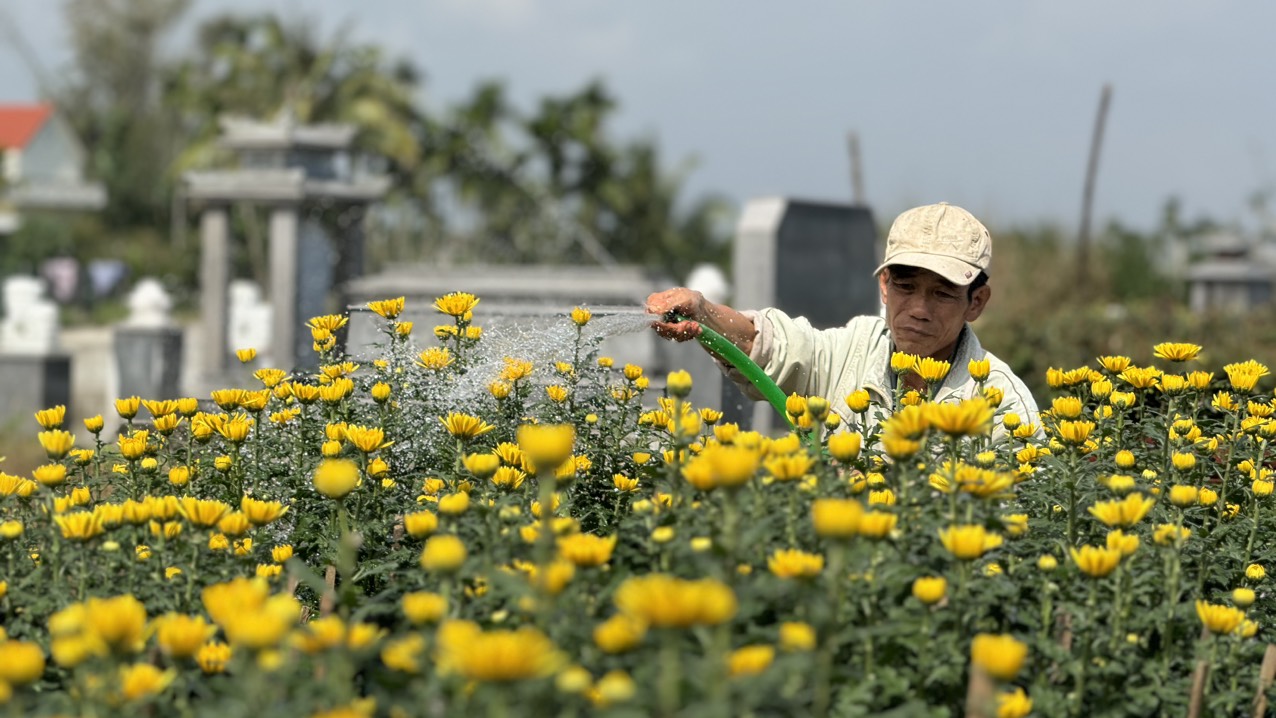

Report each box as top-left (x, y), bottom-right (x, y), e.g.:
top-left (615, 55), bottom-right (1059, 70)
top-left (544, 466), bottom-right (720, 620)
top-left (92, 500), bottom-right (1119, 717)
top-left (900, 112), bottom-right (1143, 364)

top-left (873, 251), bottom-right (982, 286)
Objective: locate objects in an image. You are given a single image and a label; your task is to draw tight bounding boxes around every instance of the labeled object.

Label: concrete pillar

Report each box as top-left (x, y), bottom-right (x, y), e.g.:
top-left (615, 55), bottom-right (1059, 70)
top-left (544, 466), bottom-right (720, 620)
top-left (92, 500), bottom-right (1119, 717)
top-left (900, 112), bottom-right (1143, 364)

top-left (268, 204), bottom-right (300, 371)
top-left (199, 206), bottom-right (230, 377)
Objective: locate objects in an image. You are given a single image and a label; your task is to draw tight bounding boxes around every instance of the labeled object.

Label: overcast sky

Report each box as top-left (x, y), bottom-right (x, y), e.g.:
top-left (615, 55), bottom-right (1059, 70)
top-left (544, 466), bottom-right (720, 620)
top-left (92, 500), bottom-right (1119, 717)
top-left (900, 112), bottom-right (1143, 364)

top-left (4, 1), bottom-right (1275, 234)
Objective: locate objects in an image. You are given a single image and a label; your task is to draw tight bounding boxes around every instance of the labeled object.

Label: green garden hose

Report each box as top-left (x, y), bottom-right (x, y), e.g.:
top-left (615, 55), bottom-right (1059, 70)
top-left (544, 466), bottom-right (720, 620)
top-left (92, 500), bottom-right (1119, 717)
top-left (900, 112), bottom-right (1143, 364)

top-left (667, 312), bottom-right (795, 430)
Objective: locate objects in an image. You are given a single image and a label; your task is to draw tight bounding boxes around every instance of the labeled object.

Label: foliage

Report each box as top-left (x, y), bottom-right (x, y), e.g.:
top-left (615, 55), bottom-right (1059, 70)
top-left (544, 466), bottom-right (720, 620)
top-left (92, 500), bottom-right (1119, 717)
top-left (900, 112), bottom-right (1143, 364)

top-left (48, 2), bottom-right (729, 285)
top-left (2, 295), bottom-right (1276, 716)
top-left (977, 216), bottom-right (1276, 401)
top-left (57, 0), bottom-right (191, 226)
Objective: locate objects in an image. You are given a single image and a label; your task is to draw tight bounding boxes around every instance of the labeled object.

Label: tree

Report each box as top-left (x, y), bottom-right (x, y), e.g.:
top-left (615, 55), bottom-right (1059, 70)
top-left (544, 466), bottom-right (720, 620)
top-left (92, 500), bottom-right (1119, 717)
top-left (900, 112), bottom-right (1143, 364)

top-left (58, 0), bottom-right (191, 226)
top-left (420, 79), bottom-right (730, 275)
top-left (54, 5), bottom-right (730, 282)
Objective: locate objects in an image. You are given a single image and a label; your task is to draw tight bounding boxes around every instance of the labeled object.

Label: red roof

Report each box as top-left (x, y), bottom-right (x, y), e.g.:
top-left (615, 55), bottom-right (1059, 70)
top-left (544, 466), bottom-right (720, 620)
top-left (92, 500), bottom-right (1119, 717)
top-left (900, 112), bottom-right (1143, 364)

top-left (0, 103), bottom-right (53, 149)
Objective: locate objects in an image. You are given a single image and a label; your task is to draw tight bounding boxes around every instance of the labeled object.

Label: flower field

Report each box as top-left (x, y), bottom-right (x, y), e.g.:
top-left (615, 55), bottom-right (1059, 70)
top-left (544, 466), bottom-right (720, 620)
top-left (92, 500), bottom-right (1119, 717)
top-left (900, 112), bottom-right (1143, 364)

top-left (3, 295), bottom-right (1276, 717)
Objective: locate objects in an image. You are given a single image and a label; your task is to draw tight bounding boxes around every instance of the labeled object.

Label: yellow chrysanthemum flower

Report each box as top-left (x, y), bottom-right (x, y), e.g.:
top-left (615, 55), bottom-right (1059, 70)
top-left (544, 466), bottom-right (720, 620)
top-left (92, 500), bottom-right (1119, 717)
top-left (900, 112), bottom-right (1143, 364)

top-left (913, 357), bottom-right (951, 384)
top-left (1088, 493), bottom-right (1155, 527)
top-left (890, 352), bottom-right (916, 374)
top-left (1168, 484), bottom-right (1198, 507)
top-left (1224, 360), bottom-right (1270, 392)
top-left (177, 497), bottom-right (232, 528)
top-left (0, 639), bottom-right (46, 685)
top-left (970, 633), bottom-right (1028, 680)
top-left (1152, 523), bottom-right (1192, 547)
top-left (345, 425), bottom-right (392, 454)
top-left (34, 404), bottom-right (66, 429)
top-left (811, 498), bottom-right (864, 539)
top-left (416, 347), bottom-right (454, 371)
top-left (1159, 374), bottom-right (1189, 395)
top-left (1054, 419), bottom-right (1095, 446)
top-left (1097, 355), bottom-right (1132, 373)
top-left (420, 534), bottom-right (468, 572)
top-left (442, 413), bottom-right (497, 441)
top-left (997, 687), bottom-right (1033, 718)
top-left (1153, 342), bottom-right (1202, 362)
top-left (436, 624), bottom-right (565, 682)
top-left (154, 614), bottom-right (217, 659)
top-left (37, 429), bottom-right (75, 460)
top-left (1212, 391), bottom-right (1239, 412)
top-left (367, 296), bottom-right (405, 319)
top-left (516, 424), bottom-right (576, 470)
top-left (241, 497), bottom-right (288, 526)
top-left (926, 399), bottom-right (995, 437)
top-left (593, 614), bottom-right (648, 654)
top-left (911, 576), bottom-right (947, 605)
top-left (766, 549), bottom-right (825, 580)
top-left (1119, 366), bottom-right (1162, 390)
top-left (1050, 396), bottom-right (1083, 420)
top-left (836, 391), bottom-right (868, 417)
top-left (118, 662), bottom-right (177, 701)
top-left (1196, 600), bottom-right (1247, 635)
top-left (400, 592), bottom-right (448, 626)
top-left (557, 534), bottom-right (617, 567)
top-left (434, 292), bottom-right (480, 317)
top-left (613, 574), bottom-right (737, 628)
top-left (55, 512), bottom-right (104, 541)
top-left (313, 458), bottom-right (361, 500)
top-left (728, 644), bottom-right (775, 678)
top-left (1069, 544), bottom-right (1123, 578)
top-left (307, 314), bottom-right (348, 335)
top-left (938, 525), bottom-right (1003, 560)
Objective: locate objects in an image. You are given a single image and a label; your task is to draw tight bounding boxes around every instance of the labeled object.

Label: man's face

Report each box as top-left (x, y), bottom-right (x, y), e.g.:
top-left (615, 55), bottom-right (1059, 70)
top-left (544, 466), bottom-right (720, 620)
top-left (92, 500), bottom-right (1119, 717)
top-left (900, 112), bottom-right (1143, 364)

top-left (879, 266), bottom-right (990, 359)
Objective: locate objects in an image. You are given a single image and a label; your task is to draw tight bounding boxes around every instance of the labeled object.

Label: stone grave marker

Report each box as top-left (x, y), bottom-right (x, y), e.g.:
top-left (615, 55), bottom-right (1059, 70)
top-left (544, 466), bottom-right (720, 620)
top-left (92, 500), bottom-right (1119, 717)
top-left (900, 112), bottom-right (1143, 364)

top-left (114, 278), bottom-right (183, 402)
top-left (0, 276), bottom-right (70, 424)
top-left (722, 197), bottom-right (878, 432)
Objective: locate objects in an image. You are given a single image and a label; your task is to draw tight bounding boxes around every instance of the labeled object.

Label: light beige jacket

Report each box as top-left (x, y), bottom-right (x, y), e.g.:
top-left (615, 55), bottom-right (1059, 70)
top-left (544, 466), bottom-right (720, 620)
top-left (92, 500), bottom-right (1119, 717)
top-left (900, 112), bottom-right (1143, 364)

top-left (728, 309), bottom-right (1040, 442)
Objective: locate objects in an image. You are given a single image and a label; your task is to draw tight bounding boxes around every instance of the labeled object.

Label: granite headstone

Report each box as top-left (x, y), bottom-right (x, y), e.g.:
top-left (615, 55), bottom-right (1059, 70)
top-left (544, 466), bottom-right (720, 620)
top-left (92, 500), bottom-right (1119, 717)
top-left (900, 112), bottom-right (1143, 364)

top-left (722, 198), bottom-right (878, 432)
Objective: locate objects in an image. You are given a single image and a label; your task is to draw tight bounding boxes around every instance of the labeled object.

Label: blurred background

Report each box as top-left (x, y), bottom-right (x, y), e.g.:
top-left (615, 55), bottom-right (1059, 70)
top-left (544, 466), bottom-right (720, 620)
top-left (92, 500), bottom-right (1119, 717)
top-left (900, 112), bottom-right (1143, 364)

top-left (1, 0), bottom-right (1276, 461)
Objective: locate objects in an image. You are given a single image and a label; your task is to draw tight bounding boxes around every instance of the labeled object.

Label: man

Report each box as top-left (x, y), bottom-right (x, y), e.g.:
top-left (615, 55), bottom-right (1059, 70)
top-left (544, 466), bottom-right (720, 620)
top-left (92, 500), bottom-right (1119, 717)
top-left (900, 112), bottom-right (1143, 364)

top-left (646, 202), bottom-right (1039, 438)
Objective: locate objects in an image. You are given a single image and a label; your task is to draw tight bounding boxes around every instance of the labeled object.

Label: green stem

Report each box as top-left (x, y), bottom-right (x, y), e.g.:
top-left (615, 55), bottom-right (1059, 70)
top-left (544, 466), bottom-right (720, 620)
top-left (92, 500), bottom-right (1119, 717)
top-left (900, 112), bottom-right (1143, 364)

top-left (1245, 495), bottom-right (1261, 568)
top-left (1067, 453), bottom-right (1079, 547)
top-left (814, 543), bottom-right (847, 718)
top-left (659, 630), bottom-right (681, 717)
top-left (536, 471), bottom-right (556, 571)
top-left (1073, 580), bottom-right (1098, 717)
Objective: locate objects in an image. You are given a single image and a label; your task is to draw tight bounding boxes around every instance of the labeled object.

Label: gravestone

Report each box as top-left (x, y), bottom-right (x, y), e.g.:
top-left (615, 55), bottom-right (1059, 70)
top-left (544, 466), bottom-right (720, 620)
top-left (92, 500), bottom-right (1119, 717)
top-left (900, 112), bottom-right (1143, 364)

top-left (0, 276), bottom-right (60, 354)
top-left (228, 280), bottom-right (274, 364)
top-left (292, 216), bottom-right (339, 363)
top-left (0, 276), bottom-right (71, 424)
top-left (721, 197), bottom-right (879, 432)
top-left (114, 278), bottom-right (183, 402)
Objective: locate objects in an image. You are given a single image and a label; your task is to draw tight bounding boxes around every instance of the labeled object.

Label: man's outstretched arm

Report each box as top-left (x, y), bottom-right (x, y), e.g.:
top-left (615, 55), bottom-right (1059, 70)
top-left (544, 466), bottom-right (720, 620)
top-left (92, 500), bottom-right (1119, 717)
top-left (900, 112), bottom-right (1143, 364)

top-left (645, 287), bottom-right (757, 355)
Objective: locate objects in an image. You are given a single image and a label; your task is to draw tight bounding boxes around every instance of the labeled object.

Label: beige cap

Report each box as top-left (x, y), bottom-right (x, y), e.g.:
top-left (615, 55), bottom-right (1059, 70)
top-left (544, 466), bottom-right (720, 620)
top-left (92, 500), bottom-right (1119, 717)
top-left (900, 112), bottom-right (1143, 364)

top-left (873, 202), bottom-right (991, 286)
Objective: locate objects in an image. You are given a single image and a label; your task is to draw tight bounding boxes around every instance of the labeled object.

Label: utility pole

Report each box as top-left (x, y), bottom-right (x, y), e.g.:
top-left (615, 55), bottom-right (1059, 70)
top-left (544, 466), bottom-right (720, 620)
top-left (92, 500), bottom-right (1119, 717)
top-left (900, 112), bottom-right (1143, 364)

top-left (1077, 84), bottom-right (1113, 290)
top-left (847, 131), bottom-right (865, 206)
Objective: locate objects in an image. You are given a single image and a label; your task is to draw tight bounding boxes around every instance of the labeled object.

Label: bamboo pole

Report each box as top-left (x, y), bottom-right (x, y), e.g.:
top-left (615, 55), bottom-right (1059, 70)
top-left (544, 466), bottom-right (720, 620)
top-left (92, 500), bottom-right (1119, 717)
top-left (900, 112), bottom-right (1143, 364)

top-left (1188, 659), bottom-right (1210, 718)
top-left (1252, 644), bottom-right (1276, 717)
top-left (964, 666), bottom-right (995, 718)
top-left (319, 564), bottom-right (337, 616)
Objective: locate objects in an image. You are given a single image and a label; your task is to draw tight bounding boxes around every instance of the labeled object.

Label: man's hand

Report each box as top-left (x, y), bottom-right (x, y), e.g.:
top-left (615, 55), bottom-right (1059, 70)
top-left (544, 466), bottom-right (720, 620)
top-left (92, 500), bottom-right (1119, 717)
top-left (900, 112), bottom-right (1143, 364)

top-left (645, 288), bottom-right (705, 342)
